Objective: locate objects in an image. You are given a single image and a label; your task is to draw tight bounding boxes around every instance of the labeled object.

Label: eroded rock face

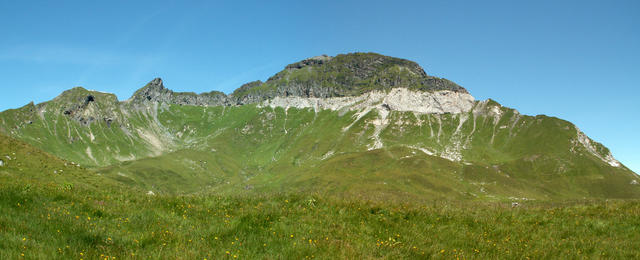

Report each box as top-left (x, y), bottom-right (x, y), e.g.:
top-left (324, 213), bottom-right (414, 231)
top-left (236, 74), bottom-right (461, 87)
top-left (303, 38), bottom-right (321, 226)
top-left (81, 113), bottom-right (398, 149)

top-left (232, 81), bottom-right (338, 105)
top-left (260, 88), bottom-right (475, 114)
top-left (47, 87), bottom-right (121, 126)
top-left (575, 128), bottom-right (621, 167)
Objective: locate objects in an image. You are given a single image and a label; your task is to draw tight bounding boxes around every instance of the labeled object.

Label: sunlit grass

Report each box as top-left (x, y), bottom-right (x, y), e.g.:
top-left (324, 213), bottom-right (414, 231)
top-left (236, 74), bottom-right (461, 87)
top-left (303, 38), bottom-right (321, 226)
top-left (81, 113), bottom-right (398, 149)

top-left (1, 176), bottom-right (639, 259)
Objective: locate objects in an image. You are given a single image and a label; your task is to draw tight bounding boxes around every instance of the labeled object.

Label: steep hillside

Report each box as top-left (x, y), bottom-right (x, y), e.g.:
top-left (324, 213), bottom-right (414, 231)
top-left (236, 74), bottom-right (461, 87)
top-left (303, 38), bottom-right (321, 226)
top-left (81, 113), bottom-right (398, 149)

top-left (0, 87), bottom-right (177, 166)
top-left (1, 52), bottom-right (638, 200)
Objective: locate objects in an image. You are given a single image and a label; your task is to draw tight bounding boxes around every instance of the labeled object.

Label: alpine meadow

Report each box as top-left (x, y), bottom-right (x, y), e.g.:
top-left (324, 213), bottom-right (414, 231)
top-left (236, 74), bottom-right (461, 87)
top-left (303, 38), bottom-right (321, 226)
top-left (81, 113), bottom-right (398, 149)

top-left (1, 52), bottom-right (639, 258)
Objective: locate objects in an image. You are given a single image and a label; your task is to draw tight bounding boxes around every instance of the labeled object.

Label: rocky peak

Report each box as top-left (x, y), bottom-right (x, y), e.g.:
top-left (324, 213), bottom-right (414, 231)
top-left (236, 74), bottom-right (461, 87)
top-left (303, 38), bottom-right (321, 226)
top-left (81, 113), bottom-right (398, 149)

top-left (48, 53), bottom-right (470, 109)
top-left (46, 87), bottom-right (120, 126)
top-left (129, 78), bottom-right (229, 107)
top-left (130, 78), bottom-right (171, 103)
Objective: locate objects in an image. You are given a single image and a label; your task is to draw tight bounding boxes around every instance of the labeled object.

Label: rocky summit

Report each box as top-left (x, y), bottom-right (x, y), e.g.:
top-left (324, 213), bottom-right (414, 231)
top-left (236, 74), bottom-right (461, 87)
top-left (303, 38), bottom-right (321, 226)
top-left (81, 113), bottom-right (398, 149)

top-left (127, 52), bottom-right (468, 107)
top-left (130, 78), bottom-right (229, 107)
top-left (0, 52), bottom-right (638, 200)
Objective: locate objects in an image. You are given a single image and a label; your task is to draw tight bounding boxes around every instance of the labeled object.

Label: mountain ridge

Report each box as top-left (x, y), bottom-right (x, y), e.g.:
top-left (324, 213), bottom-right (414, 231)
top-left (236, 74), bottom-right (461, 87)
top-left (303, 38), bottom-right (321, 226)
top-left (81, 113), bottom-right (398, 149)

top-left (127, 52), bottom-right (468, 107)
top-left (1, 52), bottom-right (638, 200)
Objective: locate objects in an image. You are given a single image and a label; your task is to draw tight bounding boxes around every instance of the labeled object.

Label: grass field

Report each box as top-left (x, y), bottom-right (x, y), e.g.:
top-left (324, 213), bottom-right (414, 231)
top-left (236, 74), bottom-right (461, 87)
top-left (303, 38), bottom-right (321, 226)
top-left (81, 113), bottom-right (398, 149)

top-left (1, 173), bottom-right (640, 259)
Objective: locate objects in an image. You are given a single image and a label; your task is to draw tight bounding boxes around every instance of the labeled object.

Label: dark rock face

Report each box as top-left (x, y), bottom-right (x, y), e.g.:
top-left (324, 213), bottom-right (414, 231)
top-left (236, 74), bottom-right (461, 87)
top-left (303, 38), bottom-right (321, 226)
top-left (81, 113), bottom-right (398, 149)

top-left (41, 87), bottom-right (122, 127)
top-left (130, 78), bottom-right (229, 107)
top-left (61, 94), bottom-right (101, 125)
top-left (130, 78), bottom-right (173, 104)
top-left (104, 117), bottom-right (113, 128)
top-left (232, 82), bottom-right (338, 105)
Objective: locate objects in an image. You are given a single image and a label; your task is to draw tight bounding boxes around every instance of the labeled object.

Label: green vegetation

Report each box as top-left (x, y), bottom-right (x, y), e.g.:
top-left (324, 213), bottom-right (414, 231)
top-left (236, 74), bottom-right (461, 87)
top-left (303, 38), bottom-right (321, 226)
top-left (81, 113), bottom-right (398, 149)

top-left (1, 52), bottom-right (639, 258)
top-left (1, 111), bottom-right (639, 258)
top-left (2, 157), bottom-right (639, 258)
top-left (1, 94), bottom-right (639, 200)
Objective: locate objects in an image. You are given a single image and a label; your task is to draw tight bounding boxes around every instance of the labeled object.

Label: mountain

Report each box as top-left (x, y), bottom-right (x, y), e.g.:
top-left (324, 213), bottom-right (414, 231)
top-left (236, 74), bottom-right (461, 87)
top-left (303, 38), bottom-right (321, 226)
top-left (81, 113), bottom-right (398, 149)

top-left (1, 52), bottom-right (638, 200)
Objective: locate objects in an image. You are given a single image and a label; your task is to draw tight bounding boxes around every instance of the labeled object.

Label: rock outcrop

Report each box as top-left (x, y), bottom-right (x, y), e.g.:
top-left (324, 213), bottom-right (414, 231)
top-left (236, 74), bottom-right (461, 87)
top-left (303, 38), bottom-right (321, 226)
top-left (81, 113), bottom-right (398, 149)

top-left (230, 52), bottom-right (467, 105)
top-left (42, 87), bottom-right (121, 126)
top-left (261, 88), bottom-right (475, 114)
top-left (129, 78), bottom-right (229, 107)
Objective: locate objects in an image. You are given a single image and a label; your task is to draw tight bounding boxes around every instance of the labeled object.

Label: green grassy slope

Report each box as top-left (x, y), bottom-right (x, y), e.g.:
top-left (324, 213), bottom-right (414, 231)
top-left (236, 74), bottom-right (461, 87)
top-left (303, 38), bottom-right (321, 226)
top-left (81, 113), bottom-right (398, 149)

top-left (0, 88), bottom-right (176, 167)
top-left (0, 132), bottom-right (125, 191)
top-left (2, 90), bottom-right (638, 200)
top-left (79, 101), bottom-right (639, 200)
top-left (2, 110), bottom-right (640, 259)
top-left (0, 53), bottom-right (637, 201)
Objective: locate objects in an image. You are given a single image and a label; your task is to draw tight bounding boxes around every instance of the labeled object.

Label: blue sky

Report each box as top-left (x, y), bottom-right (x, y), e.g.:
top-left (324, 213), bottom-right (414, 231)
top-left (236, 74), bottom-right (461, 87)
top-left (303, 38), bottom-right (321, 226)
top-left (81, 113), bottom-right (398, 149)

top-left (1, 0), bottom-right (638, 173)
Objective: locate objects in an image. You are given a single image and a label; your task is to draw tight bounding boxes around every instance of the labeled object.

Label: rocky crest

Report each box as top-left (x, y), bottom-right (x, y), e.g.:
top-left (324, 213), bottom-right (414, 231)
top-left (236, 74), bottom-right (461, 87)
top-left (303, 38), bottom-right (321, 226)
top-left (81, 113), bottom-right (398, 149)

top-left (43, 87), bottom-right (121, 127)
top-left (17, 53), bottom-right (475, 128)
top-left (129, 78), bottom-right (228, 107)
top-left (31, 52), bottom-right (474, 130)
top-left (122, 53), bottom-right (470, 107)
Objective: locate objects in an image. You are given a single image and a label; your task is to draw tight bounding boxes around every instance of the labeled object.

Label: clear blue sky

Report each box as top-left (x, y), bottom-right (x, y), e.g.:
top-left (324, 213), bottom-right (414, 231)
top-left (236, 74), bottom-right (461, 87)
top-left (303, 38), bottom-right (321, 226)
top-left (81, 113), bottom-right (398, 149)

top-left (1, 0), bottom-right (638, 173)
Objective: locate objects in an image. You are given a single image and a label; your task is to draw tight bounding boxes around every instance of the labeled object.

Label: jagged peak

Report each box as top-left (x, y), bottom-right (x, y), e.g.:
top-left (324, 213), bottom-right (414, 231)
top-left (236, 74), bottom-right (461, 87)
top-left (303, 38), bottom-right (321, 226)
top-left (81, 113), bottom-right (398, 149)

top-left (149, 77), bottom-right (163, 86)
top-left (129, 78), bottom-right (171, 103)
top-left (49, 53), bottom-right (469, 109)
top-left (132, 77), bottom-right (165, 94)
top-left (127, 78), bottom-right (229, 106)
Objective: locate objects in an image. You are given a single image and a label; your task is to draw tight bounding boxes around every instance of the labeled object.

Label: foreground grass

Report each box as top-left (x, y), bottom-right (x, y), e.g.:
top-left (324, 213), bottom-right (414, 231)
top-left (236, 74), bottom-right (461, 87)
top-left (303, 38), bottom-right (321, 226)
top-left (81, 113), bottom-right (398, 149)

top-left (1, 177), bottom-right (639, 259)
